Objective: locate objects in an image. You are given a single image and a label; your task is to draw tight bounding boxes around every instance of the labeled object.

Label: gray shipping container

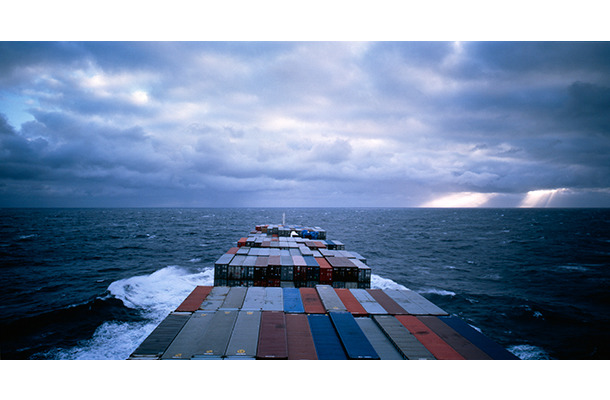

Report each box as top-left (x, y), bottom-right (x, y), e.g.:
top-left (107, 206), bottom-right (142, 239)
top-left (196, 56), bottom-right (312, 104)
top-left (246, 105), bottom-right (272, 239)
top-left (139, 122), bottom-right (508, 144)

top-left (372, 315), bottom-right (435, 360)
top-left (242, 287), bottom-right (266, 311)
top-left (236, 246), bottom-right (250, 255)
top-left (355, 317), bottom-right (404, 360)
top-left (349, 289), bottom-right (387, 314)
top-left (200, 286), bottom-right (231, 311)
top-left (242, 256), bottom-right (257, 280)
top-left (280, 255), bottom-right (294, 281)
top-left (228, 255), bottom-right (246, 280)
top-left (214, 253), bottom-right (234, 280)
top-left (319, 249), bottom-right (336, 257)
top-left (316, 284), bottom-right (347, 312)
top-left (262, 287), bottom-right (284, 311)
top-left (225, 310), bottom-right (262, 358)
top-left (192, 310), bottom-right (239, 358)
top-left (339, 250), bottom-right (356, 258)
top-left (384, 289), bottom-right (446, 315)
top-left (398, 289), bottom-right (448, 315)
top-left (292, 255), bottom-right (307, 269)
top-left (130, 312), bottom-right (191, 359)
top-left (349, 252), bottom-right (367, 263)
top-left (161, 311), bottom-right (216, 359)
top-left (351, 259), bottom-right (372, 283)
top-left (220, 287), bottom-right (248, 310)
top-left (299, 246), bottom-right (314, 257)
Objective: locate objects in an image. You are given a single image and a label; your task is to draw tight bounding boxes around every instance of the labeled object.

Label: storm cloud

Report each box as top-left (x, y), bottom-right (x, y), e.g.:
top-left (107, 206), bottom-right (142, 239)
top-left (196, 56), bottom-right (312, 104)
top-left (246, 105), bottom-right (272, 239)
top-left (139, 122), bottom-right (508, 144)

top-left (1, 41), bottom-right (609, 207)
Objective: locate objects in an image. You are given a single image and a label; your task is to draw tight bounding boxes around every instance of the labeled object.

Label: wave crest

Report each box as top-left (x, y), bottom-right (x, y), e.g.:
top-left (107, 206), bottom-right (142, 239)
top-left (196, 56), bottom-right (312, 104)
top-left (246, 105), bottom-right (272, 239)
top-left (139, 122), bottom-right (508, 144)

top-left (419, 287), bottom-right (457, 296)
top-left (107, 265), bottom-right (214, 314)
top-left (508, 344), bottom-right (552, 360)
top-left (370, 274), bottom-right (408, 290)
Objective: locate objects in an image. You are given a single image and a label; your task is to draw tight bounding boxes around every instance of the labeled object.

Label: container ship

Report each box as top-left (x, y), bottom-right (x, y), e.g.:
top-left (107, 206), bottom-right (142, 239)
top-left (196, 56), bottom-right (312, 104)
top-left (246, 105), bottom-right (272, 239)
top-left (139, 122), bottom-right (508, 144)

top-left (128, 224), bottom-right (519, 360)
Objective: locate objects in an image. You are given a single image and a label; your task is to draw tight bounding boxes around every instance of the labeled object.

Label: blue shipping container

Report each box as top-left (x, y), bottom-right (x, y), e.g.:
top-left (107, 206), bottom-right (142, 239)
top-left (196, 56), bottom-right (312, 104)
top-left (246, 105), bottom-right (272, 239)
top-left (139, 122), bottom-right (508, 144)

top-left (329, 311), bottom-right (379, 359)
top-left (283, 288), bottom-right (305, 313)
top-left (307, 314), bottom-right (347, 360)
top-left (437, 316), bottom-right (519, 360)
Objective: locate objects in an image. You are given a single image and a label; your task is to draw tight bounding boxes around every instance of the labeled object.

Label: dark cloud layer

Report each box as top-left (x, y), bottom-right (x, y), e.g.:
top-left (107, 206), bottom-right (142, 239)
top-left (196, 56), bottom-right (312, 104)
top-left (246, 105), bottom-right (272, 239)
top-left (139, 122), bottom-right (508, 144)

top-left (1, 42), bottom-right (609, 207)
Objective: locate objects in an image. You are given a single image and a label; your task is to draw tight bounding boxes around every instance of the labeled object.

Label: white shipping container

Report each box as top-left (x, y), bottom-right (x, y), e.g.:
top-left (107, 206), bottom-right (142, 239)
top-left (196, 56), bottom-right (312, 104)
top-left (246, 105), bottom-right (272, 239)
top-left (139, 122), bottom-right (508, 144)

top-left (200, 286), bottom-right (231, 311)
top-left (241, 287), bottom-right (266, 311)
top-left (262, 287), bottom-right (284, 311)
top-left (349, 289), bottom-right (387, 314)
top-left (316, 284), bottom-right (347, 312)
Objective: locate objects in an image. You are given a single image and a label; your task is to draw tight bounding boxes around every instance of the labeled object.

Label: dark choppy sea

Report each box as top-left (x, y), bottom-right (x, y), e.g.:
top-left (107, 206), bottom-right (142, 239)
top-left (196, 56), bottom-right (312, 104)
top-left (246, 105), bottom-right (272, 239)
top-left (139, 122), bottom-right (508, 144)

top-left (1, 208), bottom-right (608, 360)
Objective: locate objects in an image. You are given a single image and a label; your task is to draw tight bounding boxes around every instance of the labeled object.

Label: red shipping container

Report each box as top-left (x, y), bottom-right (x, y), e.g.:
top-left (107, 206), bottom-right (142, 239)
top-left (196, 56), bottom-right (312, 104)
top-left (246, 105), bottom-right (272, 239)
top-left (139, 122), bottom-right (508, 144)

top-left (313, 241), bottom-right (326, 249)
top-left (299, 288), bottom-right (326, 314)
top-left (257, 311), bottom-right (288, 359)
top-left (334, 289), bottom-right (368, 316)
top-left (367, 289), bottom-right (409, 315)
top-left (267, 278), bottom-right (281, 287)
top-left (418, 316), bottom-right (492, 360)
top-left (317, 257), bottom-right (333, 284)
top-left (268, 255), bottom-right (281, 279)
top-left (226, 247), bottom-right (239, 254)
top-left (395, 315), bottom-right (464, 360)
top-left (285, 314), bottom-right (318, 360)
top-left (237, 237), bottom-right (247, 247)
top-left (175, 286), bottom-right (213, 312)
top-left (294, 266), bottom-right (307, 281)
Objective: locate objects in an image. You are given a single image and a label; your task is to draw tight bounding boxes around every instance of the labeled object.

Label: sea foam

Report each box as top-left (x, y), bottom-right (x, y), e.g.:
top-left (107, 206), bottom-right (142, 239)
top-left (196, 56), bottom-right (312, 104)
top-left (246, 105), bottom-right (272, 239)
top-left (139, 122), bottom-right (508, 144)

top-left (370, 274), bottom-right (408, 290)
top-left (108, 265), bottom-right (214, 314)
top-left (418, 287), bottom-right (457, 296)
top-left (508, 344), bottom-right (552, 360)
top-left (45, 265), bottom-right (215, 360)
top-left (44, 320), bottom-right (159, 360)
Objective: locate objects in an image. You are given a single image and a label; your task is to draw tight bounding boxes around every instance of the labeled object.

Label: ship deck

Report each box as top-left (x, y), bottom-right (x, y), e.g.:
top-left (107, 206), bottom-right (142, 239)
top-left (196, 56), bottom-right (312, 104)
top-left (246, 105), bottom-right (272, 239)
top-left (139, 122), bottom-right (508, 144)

top-left (129, 224), bottom-right (518, 360)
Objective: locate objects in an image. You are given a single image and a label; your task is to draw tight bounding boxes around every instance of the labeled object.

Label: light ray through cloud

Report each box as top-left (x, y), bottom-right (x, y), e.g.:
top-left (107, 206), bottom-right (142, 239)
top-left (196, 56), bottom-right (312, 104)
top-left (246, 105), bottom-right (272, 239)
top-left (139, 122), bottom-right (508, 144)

top-left (520, 188), bottom-right (570, 208)
top-left (0, 41), bottom-right (609, 207)
top-left (421, 192), bottom-right (498, 208)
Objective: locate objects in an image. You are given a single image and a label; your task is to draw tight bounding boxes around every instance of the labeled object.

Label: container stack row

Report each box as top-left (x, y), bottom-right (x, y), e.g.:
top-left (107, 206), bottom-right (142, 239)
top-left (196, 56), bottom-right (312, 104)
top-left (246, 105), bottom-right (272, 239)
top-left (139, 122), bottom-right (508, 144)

top-left (255, 224), bottom-right (327, 240)
top-left (214, 226), bottom-right (369, 288)
top-left (129, 285), bottom-right (518, 360)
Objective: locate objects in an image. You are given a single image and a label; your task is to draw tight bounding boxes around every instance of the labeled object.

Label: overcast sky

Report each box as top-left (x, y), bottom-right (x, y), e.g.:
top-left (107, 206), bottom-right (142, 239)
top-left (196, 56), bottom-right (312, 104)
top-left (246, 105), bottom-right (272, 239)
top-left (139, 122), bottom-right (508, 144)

top-left (1, 41), bottom-right (609, 207)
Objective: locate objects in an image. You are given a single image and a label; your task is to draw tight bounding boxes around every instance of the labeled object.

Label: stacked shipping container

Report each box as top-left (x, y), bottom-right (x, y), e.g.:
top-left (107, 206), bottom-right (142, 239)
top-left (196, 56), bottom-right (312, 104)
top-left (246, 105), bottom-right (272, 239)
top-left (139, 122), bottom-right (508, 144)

top-left (214, 225), bottom-right (371, 288)
top-left (129, 224), bottom-right (518, 360)
top-left (129, 285), bottom-right (518, 360)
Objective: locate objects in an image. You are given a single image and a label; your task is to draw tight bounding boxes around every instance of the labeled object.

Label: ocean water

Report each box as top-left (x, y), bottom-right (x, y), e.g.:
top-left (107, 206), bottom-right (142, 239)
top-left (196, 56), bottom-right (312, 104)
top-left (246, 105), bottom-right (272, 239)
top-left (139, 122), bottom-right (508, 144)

top-left (1, 208), bottom-right (608, 360)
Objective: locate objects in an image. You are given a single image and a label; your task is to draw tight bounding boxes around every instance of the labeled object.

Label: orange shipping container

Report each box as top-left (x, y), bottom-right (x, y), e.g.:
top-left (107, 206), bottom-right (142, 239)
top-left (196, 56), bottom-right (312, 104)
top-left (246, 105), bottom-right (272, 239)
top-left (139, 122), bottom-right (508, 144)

top-left (395, 315), bottom-right (465, 360)
top-left (175, 286), bottom-right (213, 312)
top-left (334, 289), bottom-right (368, 316)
